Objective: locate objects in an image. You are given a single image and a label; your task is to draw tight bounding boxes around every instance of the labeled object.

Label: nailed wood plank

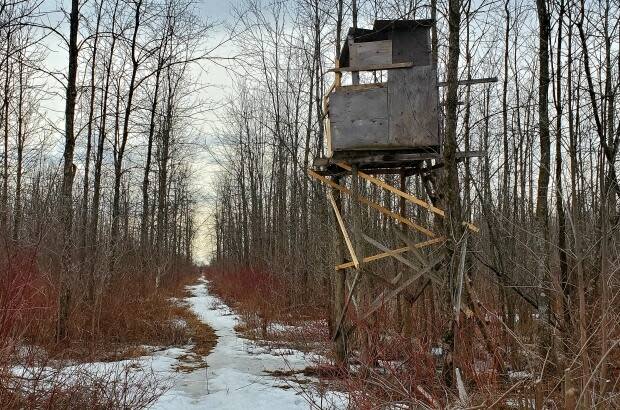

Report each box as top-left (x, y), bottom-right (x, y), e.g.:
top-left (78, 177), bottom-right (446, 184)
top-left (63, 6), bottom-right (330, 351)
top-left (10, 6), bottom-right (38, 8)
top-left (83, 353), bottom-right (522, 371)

top-left (350, 40), bottom-right (392, 67)
top-left (335, 162), bottom-right (480, 233)
top-left (329, 61), bottom-right (414, 72)
top-left (313, 150), bottom-right (481, 168)
top-left (327, 191), bottom-right (359, 269)
top-left (335, 236), bottom-right (444, 270)
top-left (308, 169), bottom-right (436, 238)
top-left (329, 86), bottom-right (388, 150)
top-left (339, 82), bottom-right (386, 92)
top-left (388, 66), bottom-right (439, 147)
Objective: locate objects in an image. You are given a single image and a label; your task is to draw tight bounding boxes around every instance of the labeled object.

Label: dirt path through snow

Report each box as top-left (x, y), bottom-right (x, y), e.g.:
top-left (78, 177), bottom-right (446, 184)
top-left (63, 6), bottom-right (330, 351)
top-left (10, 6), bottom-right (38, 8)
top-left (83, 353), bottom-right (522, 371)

top-left (152, 277), bottom-right (333, 409)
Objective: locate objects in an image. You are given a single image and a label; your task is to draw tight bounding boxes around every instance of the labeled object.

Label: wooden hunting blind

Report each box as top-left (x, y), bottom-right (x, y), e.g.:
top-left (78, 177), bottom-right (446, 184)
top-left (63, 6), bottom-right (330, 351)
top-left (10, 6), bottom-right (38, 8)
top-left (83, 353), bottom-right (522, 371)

top-left (308, 18), bottom-right (492, 366)
top-left (326, 19), bottom-right (439, 156)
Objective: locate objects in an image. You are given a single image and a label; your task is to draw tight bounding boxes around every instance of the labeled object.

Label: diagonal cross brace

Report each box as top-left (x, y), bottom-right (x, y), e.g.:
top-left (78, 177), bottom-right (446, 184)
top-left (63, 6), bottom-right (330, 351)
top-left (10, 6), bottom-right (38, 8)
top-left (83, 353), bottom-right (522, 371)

top-left (308, 169), bottom-right (436, 238)
top-left (360, 232), bottom-right (442, 286)
top-left (335, 162), bottom-right (479, 233)
top-left (361, 254), bottom-right (444, 322)
top-left (335, 237), bottom-right (444, 270)
top-left (327, 191), bottom-right (359, 269)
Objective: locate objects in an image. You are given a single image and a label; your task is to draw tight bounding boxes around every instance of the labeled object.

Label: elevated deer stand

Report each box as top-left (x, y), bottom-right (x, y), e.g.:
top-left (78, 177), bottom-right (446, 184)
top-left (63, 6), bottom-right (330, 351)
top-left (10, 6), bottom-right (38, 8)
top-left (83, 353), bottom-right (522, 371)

top-left (309, 19), bottom-right (484, 366)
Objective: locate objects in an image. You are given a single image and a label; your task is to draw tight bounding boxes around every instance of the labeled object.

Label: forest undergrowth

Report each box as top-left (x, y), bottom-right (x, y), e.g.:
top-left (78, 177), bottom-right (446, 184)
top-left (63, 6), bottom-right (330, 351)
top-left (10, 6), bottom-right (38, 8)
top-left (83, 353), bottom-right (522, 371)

top-left (204, 264), bottom-right (620, 408)
top-left (0, 245), bottom-right (215, 409)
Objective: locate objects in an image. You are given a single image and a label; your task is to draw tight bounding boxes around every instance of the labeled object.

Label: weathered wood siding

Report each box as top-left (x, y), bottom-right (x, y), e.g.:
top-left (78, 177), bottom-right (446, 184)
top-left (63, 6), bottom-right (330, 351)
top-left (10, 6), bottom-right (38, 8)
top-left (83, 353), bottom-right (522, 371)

top-left (391, 27), bottom-right (431, 66)
top-left (328, 66), bottom-right (438, 152)
top-left (387, 66), bottom-right (438, 147)
top-left (350, 40), bottom-right (392, 68)
top-left (329, 85), bottom-right (388, 150)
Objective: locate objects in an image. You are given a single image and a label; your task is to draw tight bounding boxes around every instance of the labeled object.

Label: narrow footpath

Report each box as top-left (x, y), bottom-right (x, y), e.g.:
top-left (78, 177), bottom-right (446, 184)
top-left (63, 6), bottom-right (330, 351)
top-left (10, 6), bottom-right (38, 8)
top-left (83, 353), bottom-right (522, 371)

top-left (152, 277), bottom-right (335, 409)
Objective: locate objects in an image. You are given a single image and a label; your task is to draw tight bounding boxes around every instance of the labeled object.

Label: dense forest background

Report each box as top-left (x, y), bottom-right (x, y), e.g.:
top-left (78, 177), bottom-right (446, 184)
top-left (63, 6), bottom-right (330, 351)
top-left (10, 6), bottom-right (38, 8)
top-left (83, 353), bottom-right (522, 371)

top-left (0, 0), bottom-right (618, 406)
top-left (1, 0), bottom-right (213, 368)
top-left (211, 0), bottom-right (620, 406)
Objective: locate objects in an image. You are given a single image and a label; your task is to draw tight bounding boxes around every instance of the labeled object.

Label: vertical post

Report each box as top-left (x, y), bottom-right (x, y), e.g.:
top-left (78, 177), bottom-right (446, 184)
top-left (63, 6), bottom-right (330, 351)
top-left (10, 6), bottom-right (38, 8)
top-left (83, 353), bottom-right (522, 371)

top-left (331, 0), bottom-right (345, 365)
top-left (350, 0), bottom-right (359, 85)
top-left (535, 380), bottom-right (543, 410)
top-left (331, 175), bottom-right (347, 366)
top-left (351, 165), bottom-right (369, 366)
top-left (399, 170), bottom-right (413, 338)
top-left (351, 165), bottom-right (363, 268)
top-left (564, 368), bottom-right (577, 410)
top-left (334, 0), bottom-right (343, 88)
top-left (441, 0), bottom-right (464, 387)
top-left (349, 36), bottom-right (359, 85)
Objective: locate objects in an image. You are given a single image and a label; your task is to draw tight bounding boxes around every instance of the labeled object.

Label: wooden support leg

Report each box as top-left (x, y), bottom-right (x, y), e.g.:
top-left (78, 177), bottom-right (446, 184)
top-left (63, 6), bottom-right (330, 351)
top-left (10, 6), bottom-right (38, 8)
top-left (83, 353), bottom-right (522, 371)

top-left (327, 191), bottom-right (359, 269)
top-left (398, 170), bottom-right (411, 337)
top-left (351, 165), bottom-right (373, 369)
top-left (330, 175), bottom-right (347, 367)
top-left (332, 269), bottom-right (361, 341)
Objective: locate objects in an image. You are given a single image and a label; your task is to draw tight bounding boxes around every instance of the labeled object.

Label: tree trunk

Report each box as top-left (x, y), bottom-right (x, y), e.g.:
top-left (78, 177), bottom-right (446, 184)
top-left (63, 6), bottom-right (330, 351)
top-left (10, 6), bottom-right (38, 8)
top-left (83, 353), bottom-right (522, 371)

top-left (58, 0), bottom-right (80, 342)
top-left (441, 0), bottom-right (463, 388)
top-left (535, 0), bottom-right (553, 374)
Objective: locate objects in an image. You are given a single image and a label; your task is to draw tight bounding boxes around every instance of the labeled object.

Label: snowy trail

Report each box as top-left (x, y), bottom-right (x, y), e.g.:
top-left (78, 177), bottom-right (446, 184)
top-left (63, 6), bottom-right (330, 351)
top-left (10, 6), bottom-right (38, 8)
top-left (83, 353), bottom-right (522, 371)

top-left (152, 277), bottom-right (321, 409)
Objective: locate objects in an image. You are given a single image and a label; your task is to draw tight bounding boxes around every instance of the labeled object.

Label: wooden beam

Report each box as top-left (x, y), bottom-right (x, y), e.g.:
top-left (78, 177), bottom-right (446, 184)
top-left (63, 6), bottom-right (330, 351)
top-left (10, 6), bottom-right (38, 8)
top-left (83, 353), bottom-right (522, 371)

top-left (335, 237), bottom-right (444, 270)
top-left (394, 228), bottom-right (431, 267)
top-left (338, 83), bottom-right (385, 92)
top-left (336, 161), bottom-right (443, 214)
top-left (332, 269), bottom-right (362, 341)
top-left (437, 77), bottom-right (498, 87)
top-left (327, 191), bottom-right (359, 269)
top-left (361, 233), bottom-right (442, 285)
top-left (309, 169), bottom-right (436, 238)
top-left (335, 162), bottom-right (480, 233)
top-left (400, 245), bottom-right (441, 285)
top-left (329, 61), bottom-right (414, 73)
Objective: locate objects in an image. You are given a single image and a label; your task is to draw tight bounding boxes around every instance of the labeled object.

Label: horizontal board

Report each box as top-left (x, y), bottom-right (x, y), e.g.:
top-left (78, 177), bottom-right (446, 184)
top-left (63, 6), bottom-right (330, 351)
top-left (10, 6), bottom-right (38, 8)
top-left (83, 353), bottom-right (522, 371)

top-left (350, 40), bottom-right (392, 68)
top-left (330, 62), bottom-right (413, 73)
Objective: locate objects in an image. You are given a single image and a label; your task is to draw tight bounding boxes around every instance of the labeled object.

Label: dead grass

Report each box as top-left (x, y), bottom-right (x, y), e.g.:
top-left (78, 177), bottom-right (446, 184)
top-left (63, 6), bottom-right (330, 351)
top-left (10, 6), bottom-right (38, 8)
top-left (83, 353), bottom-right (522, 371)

top-left (204, 266), bottom-right (329, 356)
top-left (169, 301), bottom-right (218, 373)
top-left (4, 252), bottom-right (218, 366)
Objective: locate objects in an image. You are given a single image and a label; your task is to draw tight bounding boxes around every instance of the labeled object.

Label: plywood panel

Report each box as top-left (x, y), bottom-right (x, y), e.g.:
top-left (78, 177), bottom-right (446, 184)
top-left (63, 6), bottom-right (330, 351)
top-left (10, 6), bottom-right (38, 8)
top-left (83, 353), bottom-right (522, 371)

top-left (350, 40), bottom-right (392, 68)
top-left (387, 66), bottom-right (439, 147)
top-left (329, 86), bottom-right (389, 150)
top-left (391, 27), bottom-right (431, 66)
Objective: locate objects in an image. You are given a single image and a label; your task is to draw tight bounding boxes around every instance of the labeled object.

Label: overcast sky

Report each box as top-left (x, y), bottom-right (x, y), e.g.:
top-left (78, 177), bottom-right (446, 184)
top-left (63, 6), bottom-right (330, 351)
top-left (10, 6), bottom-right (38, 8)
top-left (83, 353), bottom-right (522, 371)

top-left (37, 0), bottom-right (238, 263)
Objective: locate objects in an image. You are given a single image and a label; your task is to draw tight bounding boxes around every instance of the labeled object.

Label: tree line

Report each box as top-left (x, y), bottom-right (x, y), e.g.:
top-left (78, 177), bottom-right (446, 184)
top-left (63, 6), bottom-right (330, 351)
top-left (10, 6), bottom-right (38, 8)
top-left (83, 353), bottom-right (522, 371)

top-left (212, 0), bottom-right (619, 404)
top-left (1, 0), bottom-right (210, 342)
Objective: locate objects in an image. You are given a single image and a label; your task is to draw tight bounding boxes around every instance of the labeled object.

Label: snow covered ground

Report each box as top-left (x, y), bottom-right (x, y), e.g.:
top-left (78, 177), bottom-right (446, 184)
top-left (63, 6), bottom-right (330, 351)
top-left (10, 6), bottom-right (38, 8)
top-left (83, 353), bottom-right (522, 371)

top-left (151, 277), bottom-right (346, 409)
top-left (11, 277), bottom-right (345, 409)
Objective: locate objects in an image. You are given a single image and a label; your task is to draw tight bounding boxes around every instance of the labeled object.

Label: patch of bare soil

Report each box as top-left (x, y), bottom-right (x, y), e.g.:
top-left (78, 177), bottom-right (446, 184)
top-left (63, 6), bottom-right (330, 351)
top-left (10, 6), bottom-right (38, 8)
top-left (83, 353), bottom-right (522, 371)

top-left (170, 299), bottom-right (218, 373)
top-left (75, 283), bottom-right (218, 371)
